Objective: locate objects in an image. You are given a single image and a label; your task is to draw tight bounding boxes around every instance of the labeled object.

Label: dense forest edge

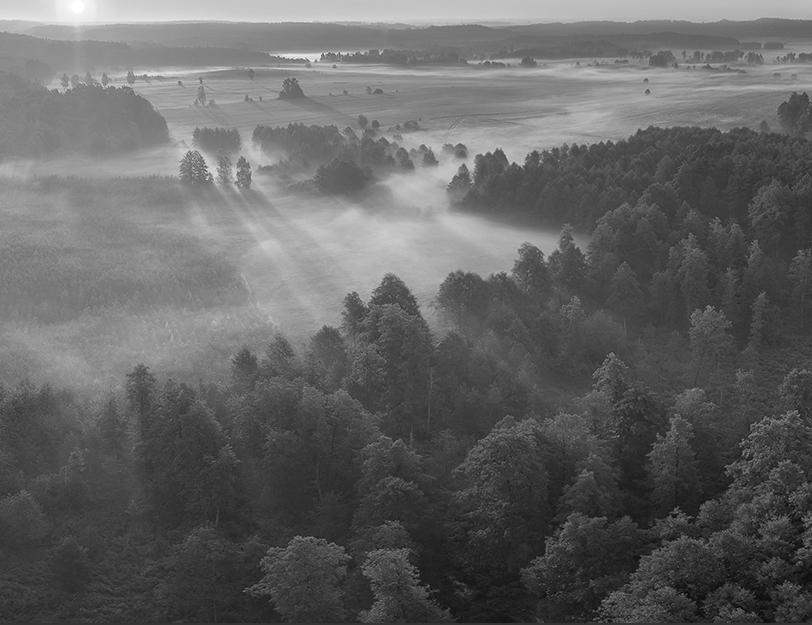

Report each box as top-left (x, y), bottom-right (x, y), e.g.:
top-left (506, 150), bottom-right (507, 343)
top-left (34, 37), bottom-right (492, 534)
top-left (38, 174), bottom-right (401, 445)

top-left (0, 72), bottom-right (168, 157)
top-left (4, 85), bottom-right (812, 621)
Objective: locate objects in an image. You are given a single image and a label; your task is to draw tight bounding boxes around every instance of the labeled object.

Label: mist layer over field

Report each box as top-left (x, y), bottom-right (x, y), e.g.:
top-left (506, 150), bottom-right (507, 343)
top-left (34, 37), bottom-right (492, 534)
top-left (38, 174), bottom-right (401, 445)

top-left (76, 54), bottom-right (812, 161)
top-left (6, 55), bottom-right (806, 388)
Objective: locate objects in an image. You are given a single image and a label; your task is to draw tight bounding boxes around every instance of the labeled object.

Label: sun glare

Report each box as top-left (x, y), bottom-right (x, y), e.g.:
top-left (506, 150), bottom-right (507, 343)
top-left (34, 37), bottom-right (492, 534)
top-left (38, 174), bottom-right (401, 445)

top-left (71, 0), bottom-right (84, 13)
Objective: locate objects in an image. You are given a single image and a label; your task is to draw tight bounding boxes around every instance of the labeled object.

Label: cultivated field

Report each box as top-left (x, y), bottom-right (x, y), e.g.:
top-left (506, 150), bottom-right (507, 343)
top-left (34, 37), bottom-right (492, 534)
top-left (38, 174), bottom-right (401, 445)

top-left (4, 53), bottom-right (810, 389)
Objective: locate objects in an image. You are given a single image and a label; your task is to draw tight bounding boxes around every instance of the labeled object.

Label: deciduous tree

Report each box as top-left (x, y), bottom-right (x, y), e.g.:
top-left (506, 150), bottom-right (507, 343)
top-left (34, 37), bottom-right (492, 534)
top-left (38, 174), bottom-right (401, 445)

top-left (247, 536), bottom-right (350, 623)
top-left (360, 548), bottom-right (451, 623)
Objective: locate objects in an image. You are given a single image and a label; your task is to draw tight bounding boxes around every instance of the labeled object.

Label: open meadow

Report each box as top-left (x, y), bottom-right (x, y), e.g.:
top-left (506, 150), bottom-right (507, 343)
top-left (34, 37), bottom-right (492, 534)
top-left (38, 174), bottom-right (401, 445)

top-left (4, 53), bottom-right (811, 390)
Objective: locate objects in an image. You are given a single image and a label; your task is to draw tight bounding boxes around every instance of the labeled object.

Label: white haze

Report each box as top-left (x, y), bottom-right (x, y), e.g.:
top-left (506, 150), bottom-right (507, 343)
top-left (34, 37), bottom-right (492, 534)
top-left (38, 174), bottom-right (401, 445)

top-left (4, 54), bottom-right (807, 386)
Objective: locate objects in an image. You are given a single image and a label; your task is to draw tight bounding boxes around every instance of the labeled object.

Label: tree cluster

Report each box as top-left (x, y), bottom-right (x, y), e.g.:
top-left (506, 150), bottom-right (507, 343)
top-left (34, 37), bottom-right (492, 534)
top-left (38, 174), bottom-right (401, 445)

top-left (192, 127), bottom-right (242, 154)
top-left (453, 120), bottom-right (812, 234)
top-left (0, 72), bottom-right (168, 159)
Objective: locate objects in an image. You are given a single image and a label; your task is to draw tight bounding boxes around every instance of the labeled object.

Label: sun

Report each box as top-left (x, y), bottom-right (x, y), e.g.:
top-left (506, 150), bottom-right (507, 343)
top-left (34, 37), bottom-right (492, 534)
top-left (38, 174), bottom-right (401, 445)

top-left (71, 0), bottom-right (84, 13)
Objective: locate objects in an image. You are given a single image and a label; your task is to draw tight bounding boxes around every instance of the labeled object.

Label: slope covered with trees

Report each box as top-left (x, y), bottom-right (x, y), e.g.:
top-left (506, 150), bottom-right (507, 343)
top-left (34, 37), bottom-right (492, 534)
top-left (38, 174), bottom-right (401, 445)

top-left (5, 92), bottom-right (812, 621)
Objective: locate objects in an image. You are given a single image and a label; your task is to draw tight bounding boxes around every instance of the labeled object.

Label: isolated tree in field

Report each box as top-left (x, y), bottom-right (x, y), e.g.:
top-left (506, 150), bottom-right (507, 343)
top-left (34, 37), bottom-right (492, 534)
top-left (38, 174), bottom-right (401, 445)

top-left (84, 71), bottom-right (94, 85)
top-left (520, 56), bottom-right (538, 67)
top-left (230, 156), bottom-right (249, 189)
top-left (60, 73), bottom-right (69, 90)
top-left (279, 77), bottom-right (305, 99)
top-left (248, 68), bottom-right (255, 81)
top-left (647, 415), bottom-right (701, 514)
top-left (790, 249), bottom-right (812, 329)
top-left (196, 85), bottom-right (207, 105)
top-left (358, 114), bottom-right (368, 128)
top-left (179, 150), bottom-right (213, 185)
top-left (70, 73), bottom-right (80, 88)
top-left (689, 305), bottom-right (733, 385)
top-left (360, 548), bottom-right (451, 623)
top-left (422, 148), bottom-right (438, 167)
top-left (247, 536), bottom-right (350, 622)
top-left (777, 91), bottom-right (811, 136)
top-left (216, 151), bottom-right (233, 186)
top-left (126, 70), bottom-right (135, 85)
top-left (101, 72), bottom-right (109, 86)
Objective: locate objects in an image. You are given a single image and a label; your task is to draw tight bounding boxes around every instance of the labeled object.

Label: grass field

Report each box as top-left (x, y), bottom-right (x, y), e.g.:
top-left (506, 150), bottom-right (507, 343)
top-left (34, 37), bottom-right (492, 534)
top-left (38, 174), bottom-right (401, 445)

top-left (4, 53), bottom-right (809, 389)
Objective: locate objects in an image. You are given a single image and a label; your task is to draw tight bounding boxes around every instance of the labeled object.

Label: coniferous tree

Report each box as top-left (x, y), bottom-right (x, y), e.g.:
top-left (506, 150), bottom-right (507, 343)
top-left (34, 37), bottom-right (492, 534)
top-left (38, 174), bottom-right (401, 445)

top-left (647, 415), bottom-right (702, 515)
top-left (747, 292), bottom-right (768, 350)
top-left (789, 249), bottom-right (812, 329)
top-left (235, 156), bottom-right (252, 189)
top-left (216, 151), bottom-right (232, 186)
top-left (689, 306), bottom-right (733, 386)
top-left (607, 262), bottom-right (643, 332)
top-left (179, 150), bottom-right (212, 185)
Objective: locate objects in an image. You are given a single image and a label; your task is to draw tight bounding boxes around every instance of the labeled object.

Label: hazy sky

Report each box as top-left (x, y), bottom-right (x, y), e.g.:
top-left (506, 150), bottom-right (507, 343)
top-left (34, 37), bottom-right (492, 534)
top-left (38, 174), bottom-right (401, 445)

top-left (13, 0), bottom-right (812, 25)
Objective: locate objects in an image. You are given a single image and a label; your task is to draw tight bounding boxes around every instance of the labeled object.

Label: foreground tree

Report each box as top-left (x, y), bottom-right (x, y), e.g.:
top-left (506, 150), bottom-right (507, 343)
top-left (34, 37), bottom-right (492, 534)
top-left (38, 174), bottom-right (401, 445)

top-left (360, 548), bottom-right (451, 623)
top-left (247, 536), bottom-right (350, 622)
top-left (455, 416), bottom-right (549, 569)
top-left (523, 514), bottom-right (647, 622)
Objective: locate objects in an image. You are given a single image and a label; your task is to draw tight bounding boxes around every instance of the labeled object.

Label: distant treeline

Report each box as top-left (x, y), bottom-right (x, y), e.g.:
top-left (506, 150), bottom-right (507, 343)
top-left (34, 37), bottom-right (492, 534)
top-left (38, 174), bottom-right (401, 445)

top-left (0, 31), bottom-right (278, 74)
top-left (0, 73), bottom-right (168, 158)
top-left (21, 19), bottom-right (803, 60)
top-left (320, 49), bottom-right (468, 66)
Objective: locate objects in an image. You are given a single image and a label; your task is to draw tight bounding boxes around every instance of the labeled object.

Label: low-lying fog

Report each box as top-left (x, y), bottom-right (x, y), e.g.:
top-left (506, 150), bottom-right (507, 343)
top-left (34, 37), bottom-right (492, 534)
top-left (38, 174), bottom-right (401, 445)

top-left (7, 54), bottom-right (806, 387)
